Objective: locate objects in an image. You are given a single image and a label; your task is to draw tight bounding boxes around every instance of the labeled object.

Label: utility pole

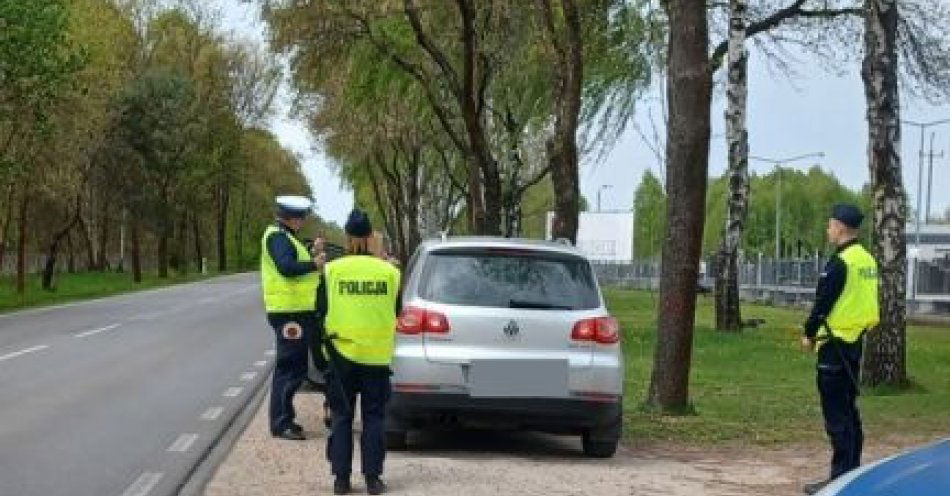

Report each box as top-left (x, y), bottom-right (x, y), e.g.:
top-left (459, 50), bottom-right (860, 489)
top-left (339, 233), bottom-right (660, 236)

top-left (750, 152), bottom-right (825, 262)
top-left (925, 132), bottom-right (944, 223)
top-left (902, 119), bottom-right (950, 302)
top-left (596, 184), bottom-right (612, 213)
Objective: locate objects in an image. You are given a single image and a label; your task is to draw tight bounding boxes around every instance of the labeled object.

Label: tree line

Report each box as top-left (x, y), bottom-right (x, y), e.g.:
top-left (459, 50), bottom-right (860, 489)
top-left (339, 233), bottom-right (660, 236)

top-left (633, 167), bottom-right (870, 259)
top-left (0, 0), bottom-right (324, 293)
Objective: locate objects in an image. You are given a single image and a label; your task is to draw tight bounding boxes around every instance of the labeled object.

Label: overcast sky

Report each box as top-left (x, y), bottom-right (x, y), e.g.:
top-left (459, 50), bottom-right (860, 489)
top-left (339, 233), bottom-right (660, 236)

top-left (215, 1), bottom-right (950, 226)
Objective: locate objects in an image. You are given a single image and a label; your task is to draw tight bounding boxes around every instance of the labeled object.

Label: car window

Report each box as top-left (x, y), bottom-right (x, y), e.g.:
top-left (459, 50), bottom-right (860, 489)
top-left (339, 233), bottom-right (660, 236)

top-left (419, 249), bottom-right (600, 310)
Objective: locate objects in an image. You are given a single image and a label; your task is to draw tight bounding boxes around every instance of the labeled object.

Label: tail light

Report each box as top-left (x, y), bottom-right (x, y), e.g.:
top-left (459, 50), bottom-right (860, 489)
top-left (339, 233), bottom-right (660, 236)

top-left (571, 316), bottom-right (619, 344)
top-left (397, 306), bottom-right (450, 334)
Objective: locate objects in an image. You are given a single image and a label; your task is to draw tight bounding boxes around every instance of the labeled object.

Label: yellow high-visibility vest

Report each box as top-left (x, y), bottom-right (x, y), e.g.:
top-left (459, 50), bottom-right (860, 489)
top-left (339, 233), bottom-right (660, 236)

top-left (260, 225), bottom-right (319, 313)
top-left (324, 255), bottom-right (401, 366)
top-left (820, 243), bottom-right (880, 345)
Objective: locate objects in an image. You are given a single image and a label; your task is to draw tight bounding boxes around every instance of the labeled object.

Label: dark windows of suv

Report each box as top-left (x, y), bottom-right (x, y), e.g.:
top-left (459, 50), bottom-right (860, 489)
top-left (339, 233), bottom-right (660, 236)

top-left (419, 249), bottom-right (600, 310)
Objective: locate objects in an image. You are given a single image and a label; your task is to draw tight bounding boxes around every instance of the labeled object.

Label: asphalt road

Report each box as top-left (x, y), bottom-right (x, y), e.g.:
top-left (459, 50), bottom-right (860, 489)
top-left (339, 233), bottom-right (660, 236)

top-left (0, 273), bottom-right (273, 496)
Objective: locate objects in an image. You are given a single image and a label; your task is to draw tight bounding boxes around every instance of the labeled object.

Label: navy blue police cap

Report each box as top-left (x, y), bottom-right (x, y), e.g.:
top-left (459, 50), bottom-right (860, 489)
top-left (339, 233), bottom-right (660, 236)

top-left (275, 195), bottom-right (312, 219)
top-left (345, 209), bottom-right (372, 237)
top-left (831, 203), bottom-right (864, 229)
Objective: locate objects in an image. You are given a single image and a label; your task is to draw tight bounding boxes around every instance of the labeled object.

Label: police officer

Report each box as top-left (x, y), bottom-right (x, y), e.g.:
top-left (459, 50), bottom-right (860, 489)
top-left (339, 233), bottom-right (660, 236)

top-left (319, 209), bottom-right (400, 495)
top-left (801, 204), bottom-right (880, 495)
top-left (260, 195), bottom-right (325, 441)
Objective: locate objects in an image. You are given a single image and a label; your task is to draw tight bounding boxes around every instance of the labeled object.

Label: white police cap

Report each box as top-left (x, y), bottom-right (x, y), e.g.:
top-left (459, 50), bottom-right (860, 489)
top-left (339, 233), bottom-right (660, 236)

top-left (275, 195), bottom-right (312, 218)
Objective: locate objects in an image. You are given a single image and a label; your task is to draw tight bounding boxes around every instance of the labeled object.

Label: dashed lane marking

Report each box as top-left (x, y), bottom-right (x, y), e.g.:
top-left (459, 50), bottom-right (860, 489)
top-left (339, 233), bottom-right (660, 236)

top-left (223, 387), bottom-right (243, 398)
top-left (0, 345), bottom-right (50, 362)
top-left (119, 472), bottom-right (163, 496)
top-left (167, 433), bottom-right (199, 453)
top-left (74, 323), bottom-right (121, 338)
top-left (200, 406), bottom-right (224, 421)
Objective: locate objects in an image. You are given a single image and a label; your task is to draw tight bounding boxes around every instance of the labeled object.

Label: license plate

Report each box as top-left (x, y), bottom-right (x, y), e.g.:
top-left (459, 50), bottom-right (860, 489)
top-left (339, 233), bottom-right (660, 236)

top-left (468, 359), bottom-right (569, 398)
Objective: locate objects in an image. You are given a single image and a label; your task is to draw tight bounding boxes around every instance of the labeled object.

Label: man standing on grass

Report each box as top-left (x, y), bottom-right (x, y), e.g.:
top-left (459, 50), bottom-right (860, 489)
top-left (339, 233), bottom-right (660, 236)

top-left (800, 204), bottom-right (880, 495)
top-left (260, 195), bottom-right (326, 441)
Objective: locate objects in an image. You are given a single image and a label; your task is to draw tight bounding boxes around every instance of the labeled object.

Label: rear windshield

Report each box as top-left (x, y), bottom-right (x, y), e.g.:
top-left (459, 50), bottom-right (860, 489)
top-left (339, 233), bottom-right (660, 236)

top-left (418, 249), bottom-right (601, 310)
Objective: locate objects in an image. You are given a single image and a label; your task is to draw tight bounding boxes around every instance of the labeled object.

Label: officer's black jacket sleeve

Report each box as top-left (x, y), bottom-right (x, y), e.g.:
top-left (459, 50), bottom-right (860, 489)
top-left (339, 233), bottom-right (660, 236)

top-left (804, 256), bottom-right (847, 338)
top-left (266, 231), bottom-right (316, 277)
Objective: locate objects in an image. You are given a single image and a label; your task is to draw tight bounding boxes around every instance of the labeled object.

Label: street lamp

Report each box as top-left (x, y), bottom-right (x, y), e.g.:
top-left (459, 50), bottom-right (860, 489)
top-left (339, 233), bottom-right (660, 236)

top-left (750, 152), bottom-right (825, 260)
top-left (597, 184), bottom-right (613, 213)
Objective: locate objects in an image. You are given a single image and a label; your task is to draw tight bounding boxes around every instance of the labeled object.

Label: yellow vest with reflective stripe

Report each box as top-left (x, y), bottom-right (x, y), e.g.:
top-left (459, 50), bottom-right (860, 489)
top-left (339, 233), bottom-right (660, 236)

top-left (324, 255), bottom-right (401, 366)
top-left (820, 244), bottom-right (880, 345)
top-left (260, 225), bottom-right (319, 313)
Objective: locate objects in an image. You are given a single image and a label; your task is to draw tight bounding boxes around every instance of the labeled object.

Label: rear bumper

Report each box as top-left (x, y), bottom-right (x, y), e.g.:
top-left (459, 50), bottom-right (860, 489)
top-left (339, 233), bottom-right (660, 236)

top-left (387, 391), bottom-right (622, 438)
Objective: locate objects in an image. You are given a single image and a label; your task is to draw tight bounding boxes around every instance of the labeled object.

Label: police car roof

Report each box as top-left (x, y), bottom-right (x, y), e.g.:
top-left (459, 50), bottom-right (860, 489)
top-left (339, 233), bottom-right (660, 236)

top-left (419, 236), bottom-right (585, 258)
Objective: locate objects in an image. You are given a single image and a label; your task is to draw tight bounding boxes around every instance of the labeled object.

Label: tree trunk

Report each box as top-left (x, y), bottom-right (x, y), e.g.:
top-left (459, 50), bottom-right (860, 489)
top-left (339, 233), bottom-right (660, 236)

top-left (158, 192), bottom-right (170, 278)
top-left (217, 183), bottom-right (229, 272)
top-left (193, 213), bottom-right (203, 272)
top-left (235, 163), bottom-right (248, 268)
top-left (646, 0), bottom-right (713, 411)
top-left (175, 212), bottom-right (187, 274)
top-left (96, 202), bottom-right (110, 271)
top-left (0, 182), bottom-right (15, 272)
top-left (78, 214), bottom-right (96, 270)
top-left (67, 229), bottom-right (76, 274)
top-left (861, 0), bottom-right (906, 387)
top-left (16, 191), bottom-right (28, 294)
top-left (131, 216), bottom-right (142, 283)
top-left (42, 198), bottom-right (82, 291)
top-left (539, 0), bottom-right (584, 244)
top-left (715, 0), bottom-right (750, 332)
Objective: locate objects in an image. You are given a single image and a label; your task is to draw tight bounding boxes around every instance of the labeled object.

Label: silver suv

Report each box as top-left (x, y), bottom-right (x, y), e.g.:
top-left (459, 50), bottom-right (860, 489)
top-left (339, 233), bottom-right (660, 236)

top-left (386, 237), bottom-right (624, 457)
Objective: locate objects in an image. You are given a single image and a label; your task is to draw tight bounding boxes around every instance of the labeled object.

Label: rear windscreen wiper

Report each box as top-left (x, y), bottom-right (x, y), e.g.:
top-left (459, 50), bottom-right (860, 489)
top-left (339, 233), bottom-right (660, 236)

top-left (508, 299), bottom-right (573, 310)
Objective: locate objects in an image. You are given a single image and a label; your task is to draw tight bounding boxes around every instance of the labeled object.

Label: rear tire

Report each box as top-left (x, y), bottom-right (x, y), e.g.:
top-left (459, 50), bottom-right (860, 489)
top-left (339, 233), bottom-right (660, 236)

top-left (582, 434), bottom-right (618, 458)
top-left (386, 430), bottom-right (408, 451)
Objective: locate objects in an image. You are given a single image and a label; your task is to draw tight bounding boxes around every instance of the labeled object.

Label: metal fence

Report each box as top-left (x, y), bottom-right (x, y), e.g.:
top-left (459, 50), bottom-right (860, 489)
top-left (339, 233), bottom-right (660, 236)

top-left (594, 254), bottom-right (950, 299)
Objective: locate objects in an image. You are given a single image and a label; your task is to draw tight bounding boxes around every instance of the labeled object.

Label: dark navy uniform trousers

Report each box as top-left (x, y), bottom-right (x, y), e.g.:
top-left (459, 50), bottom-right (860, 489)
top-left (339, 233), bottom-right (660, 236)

top-left (267, 312), bottom-right (316, 435)
top-left (817, 339), bottom-right (863, 480)
top-left (324, 347), bottom-right (391, 478)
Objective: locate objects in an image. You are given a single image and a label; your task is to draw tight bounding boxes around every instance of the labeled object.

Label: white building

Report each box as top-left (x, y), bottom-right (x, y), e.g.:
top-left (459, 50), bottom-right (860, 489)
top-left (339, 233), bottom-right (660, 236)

top-left (545, 211), bottom-right (634, 263)
top-left (906, 223), bottom-right (950, 261)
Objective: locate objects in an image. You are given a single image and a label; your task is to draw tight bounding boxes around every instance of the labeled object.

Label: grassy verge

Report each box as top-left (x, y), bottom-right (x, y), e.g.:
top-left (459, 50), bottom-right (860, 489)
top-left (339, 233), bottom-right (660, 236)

top-left (607, 289), bottom-right (950, 444)
top-left (0, 270), bottom-right (240, 314)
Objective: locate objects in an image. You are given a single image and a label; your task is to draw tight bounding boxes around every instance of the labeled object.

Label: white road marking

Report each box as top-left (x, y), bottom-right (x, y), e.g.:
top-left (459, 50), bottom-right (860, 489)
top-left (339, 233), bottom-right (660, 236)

top-left (240, 371), bottom-right (257, 381)
top-left (264, 349), bottom-right (276, 356)
top-left (74, 323), bottom-right (120, 338)
top-left (200, 406), bottom-right (224, 421)
top-left (0, 345), bottom-right (50, 362)
top-left (253, 360), bottom-right (268, 368)
top-left (223, 387), bottom-right (243, 397)
top-left (167, 433), bottom-right (199, 453)
top-left (130, 312), bottom-right (163, 321)
top-left (120, 472), bottom-right (163, 496)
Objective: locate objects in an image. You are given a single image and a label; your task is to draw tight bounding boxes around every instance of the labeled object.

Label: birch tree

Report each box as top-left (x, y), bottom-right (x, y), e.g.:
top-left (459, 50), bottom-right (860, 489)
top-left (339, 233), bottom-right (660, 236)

top-left (861, 0), bottom-right (905, 387)
top-left (714, 0), bottom-right (749, 332)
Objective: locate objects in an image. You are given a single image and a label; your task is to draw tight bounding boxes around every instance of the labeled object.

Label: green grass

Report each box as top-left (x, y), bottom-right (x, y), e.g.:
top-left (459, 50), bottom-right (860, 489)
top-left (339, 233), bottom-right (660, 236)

top-left (0, 270), bottom-right (235, 313)
top-left (607, 289), bottom-right (950, 444)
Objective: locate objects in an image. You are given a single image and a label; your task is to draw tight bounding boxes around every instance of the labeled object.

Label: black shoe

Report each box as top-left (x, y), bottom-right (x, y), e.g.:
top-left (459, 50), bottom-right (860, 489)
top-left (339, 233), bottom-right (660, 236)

top-left (333, 477), bottom-right (351, 495)
top-left (289, 422), bottom-right (304, 434)
top-left (366, 476), bottom-right (387, 495)
top-left (803, 479), bottom-right (830, 495)
top-left (273, 428), bottom-right (306, 441)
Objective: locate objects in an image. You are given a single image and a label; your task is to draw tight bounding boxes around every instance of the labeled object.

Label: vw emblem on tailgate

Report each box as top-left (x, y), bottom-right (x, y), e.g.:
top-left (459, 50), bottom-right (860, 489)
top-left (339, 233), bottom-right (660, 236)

top-left (503, 320), bottom-right (520, 339)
